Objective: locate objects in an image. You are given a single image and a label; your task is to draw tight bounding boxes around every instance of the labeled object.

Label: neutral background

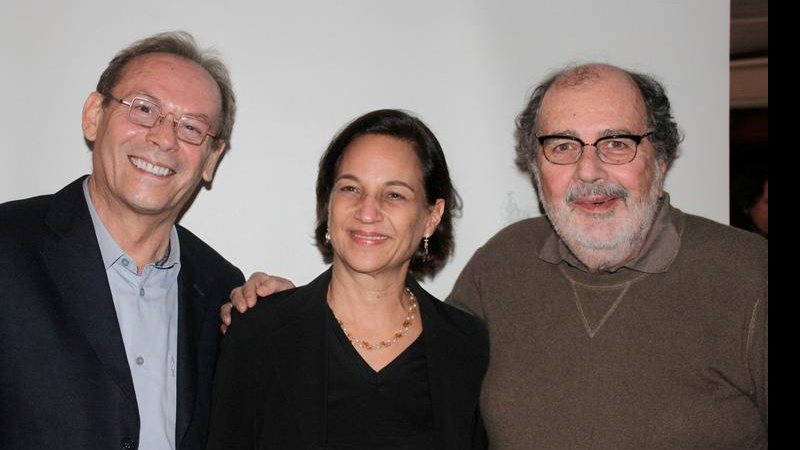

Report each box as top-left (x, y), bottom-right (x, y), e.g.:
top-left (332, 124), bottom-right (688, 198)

top-left (0, 1), bottom-right (729, 299)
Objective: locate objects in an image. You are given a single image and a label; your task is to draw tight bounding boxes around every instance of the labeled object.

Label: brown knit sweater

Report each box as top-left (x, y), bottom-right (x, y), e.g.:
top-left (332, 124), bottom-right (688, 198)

top-left (448, 198), bottom-right (768, 449)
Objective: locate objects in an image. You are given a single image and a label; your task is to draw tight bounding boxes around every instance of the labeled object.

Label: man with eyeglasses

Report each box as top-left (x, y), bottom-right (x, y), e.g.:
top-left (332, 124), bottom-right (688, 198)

top-left (0, 32), bottom-right (256, 450)
top-left (446, 63), bottom-right (768, 449)
top-left (229, 63), bottom-right (767, 449)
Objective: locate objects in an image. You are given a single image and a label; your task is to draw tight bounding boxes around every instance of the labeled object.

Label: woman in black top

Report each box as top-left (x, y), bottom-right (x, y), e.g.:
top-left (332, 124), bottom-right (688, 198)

top-left (207, 109), bottom-right (489, 450)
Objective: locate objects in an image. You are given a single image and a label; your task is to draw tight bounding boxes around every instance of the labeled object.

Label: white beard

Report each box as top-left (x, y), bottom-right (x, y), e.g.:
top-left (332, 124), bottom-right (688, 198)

top-left (534, 163), bottom-right (664, 272)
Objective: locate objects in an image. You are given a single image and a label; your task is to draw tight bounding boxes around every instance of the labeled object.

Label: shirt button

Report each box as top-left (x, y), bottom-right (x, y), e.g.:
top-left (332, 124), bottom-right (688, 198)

top-left (121, 437), bottom-right (135, 449)
top-left (121, 258), bottom-right (130, 267)
top-left (136, 356), bottom-right (144, 366)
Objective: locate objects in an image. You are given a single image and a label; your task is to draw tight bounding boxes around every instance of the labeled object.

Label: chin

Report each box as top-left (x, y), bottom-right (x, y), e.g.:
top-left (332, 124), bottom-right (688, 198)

top-left (572, 217), bottom-right (632, 250)
top-left (335, 251), bottom-right (410, 277)
top-left (124, 198), bottom-right (174, 216)
top-left (336, 252), bottom-right (382, 270)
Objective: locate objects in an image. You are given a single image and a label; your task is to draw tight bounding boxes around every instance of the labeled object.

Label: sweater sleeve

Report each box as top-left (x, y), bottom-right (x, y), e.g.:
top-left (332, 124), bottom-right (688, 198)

top-left (747, 284), bottom-right (768, 432)
top-left (446, 247), bottom-right (487, 321)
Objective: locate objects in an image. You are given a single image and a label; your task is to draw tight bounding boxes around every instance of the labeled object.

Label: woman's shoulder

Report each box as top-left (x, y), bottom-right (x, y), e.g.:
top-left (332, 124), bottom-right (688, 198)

top-left (224, 286), bottom-right (304, 342)
top-left (415, 286), bottom-right (488, 343)
top-left (228, 271), bottom-right (330, 338)
top-left (416, 288), bottom-right (490, 375)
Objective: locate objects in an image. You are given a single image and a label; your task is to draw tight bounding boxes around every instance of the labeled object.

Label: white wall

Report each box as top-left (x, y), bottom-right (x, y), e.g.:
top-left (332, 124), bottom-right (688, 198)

top-left (0, 0), bottom-right (729, 299)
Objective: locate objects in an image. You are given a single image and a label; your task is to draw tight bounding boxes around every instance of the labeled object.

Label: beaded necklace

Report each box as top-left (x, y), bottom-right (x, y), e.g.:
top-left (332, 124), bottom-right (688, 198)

top-left (333, 287), bottom-right (418, 351)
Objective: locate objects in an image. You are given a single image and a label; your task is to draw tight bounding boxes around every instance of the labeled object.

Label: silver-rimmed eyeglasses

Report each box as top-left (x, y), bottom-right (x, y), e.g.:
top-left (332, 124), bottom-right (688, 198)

top-left (108, 95), bottom-right (216, 145)
top-left (536, 132), bottom-right (653, 165)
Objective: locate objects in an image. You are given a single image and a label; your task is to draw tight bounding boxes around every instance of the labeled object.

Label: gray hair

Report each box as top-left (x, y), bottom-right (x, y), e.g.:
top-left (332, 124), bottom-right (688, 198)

top-left (514, 63), bottom-right (682, 180)
top-left (95, 31), bottom-right (236, 150)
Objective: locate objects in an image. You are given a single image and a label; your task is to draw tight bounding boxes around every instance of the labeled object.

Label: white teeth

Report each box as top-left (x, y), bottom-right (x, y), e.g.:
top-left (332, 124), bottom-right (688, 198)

top-left (353, 233), bottom-right (387, 241)
top-left (130, 157), bottom-right (173, 177)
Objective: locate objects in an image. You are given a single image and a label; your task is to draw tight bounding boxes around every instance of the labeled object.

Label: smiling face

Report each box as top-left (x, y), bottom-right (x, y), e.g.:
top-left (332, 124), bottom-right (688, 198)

top-left (328, 134), bottom-right (444, 279)
top-left (82, 52), bottom-right (225, 223)
top-left (533, 67), bottom-right (667, 271)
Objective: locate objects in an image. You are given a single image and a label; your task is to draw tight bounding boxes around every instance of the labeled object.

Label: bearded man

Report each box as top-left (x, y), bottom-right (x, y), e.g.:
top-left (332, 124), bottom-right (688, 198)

top-left (447, 63), bottom-right (768, 449)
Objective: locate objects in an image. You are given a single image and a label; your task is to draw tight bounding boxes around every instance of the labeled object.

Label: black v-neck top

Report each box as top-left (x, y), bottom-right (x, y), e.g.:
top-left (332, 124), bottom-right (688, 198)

top-left (324, 306), bottom-right (436, 450)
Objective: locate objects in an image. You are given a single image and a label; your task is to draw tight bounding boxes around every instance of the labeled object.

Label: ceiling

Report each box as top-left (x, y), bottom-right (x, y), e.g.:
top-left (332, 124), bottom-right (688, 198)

top-left (731, 0), bottom-right (768, 58)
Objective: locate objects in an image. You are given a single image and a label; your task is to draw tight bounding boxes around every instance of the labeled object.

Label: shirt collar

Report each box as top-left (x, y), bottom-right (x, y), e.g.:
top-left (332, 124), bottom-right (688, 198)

top-left (539, 192), bottom-right (682, 274)
top-left (82, 177), bottom-right (180, 271)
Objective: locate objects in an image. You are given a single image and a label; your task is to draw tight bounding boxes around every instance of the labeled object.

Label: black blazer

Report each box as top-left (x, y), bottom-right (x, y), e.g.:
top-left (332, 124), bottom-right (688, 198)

top-left (0, 177), bottom-right (244, 450)
top-left (207, 269), bottom-right (489, 450)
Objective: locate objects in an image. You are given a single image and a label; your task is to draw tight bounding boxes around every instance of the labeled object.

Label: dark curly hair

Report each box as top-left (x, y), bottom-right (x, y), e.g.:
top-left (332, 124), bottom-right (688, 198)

top-left (514, 63), bottom-right (682, 180)
top-left (314, 109), bottom-right (462, 279)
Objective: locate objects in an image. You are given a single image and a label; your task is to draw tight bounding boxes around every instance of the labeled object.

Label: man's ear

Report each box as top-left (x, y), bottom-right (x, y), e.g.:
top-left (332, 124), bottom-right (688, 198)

top-left (656, 158), bottom-right (670, 197)
top-left (202, 141), bottom-right (227, 183)
top-left (82, 92), bottom-right (104, 142)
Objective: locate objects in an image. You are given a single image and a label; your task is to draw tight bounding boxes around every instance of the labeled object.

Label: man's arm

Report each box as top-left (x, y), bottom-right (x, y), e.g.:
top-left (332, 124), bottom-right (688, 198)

top-left (445, 249), bottom-right (487, 321)
top-left (749, 285), bottom-right (768, 431)
top-left (220, 272), bottom-right (294, 333)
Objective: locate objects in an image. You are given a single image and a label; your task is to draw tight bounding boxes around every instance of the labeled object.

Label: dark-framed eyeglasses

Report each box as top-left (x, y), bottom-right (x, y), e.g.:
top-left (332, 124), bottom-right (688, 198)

top-left (107, 95), bottom-right (216, 145)
top-left (535, 132), bottom-right (653, 165)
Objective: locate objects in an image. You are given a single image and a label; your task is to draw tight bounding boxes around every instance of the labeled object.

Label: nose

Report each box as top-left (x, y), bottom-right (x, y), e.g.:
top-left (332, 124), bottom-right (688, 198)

top-left (355, 195), bottom-right (383, 223)
top-left (146, 113), bottom-right (179, 151)
top-left (574, 144), bottom-right (608, 183)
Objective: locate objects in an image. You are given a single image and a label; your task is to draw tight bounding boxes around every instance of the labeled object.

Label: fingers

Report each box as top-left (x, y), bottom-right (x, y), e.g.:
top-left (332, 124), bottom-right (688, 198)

top-left (241, 272), bottom-right (295, 309)
top-left (255, 275), bottom-right (295, 298)
top-left (230, 284), bottom-right (248, 313)
top-left (241, 272), bottom-right (269, 309)
top-left (219, 301), bottom-right (235, 334)
top-left (228, 271), bottom-right (297, 315)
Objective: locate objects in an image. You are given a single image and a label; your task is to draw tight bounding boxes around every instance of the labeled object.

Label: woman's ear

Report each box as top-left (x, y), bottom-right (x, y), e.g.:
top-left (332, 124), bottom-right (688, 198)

top-left (424, 198), bottom-right (445, 236)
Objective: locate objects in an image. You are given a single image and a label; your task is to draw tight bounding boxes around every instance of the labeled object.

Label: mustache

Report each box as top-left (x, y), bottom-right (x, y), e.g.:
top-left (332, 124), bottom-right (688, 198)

top-left (565, 182), bottom-right (629, 204)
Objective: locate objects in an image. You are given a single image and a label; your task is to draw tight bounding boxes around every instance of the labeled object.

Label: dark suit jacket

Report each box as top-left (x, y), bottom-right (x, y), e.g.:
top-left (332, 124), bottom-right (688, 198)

top-left (207, 269), bottom-right (489, 450)
top-left (0, 177), bottom-right (245, 450)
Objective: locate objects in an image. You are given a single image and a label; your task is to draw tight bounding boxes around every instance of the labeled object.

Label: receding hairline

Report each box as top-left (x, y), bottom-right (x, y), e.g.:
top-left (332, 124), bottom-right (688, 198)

top-left (541, 63), bottom-right (647, 120)
top-left (117, 52), bottom-right (221, 91)
top-left (115, 52), bottom-right (223, 114)
top-left (550, 63), bottom-right (633, 90)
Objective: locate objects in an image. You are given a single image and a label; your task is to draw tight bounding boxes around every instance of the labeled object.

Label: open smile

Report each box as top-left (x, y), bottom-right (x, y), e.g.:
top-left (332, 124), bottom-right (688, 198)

top-left (572, 195), bottom-right (621, 213)
top-left (129, 156), bottom-right (175, 177)
top-left (350, 231), bottom-right (389, 245)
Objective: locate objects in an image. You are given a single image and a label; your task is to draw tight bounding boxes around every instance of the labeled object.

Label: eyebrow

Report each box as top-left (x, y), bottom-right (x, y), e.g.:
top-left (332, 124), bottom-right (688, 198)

top-left (542, 128), bottom-right (639, 138)
top-left (599, 128), bottom-right (639, 136)
top-left (386, 180), bottom-right (417, 192)
top-left (335, 174), bottom-right (417, 192)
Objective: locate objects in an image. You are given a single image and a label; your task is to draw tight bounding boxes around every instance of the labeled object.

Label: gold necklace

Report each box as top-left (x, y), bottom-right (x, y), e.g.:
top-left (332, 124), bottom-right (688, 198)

top-left (333, 287), bottom-right (418, 351)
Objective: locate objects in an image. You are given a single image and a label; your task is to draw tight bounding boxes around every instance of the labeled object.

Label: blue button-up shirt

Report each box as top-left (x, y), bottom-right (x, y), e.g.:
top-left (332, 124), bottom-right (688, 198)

top-left (84, 179), bottom-right (180, 450)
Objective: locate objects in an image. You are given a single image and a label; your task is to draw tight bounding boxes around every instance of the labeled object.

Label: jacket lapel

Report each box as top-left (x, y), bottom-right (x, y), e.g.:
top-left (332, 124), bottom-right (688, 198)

top-left (267, 270), bottom-right (330, 448)
top-left (40, 177), bottom-right (137, 404)
top-left (411, 279), bottom-right (477, 450)
top-left (174, 250), bottom-right (210, 447)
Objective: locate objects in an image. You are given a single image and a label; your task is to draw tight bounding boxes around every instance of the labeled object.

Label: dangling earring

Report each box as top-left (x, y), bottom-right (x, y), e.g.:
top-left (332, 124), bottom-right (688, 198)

top-left (325, 229), bottom-right (331, 243)
top-left (423, 236), bottom-right (429, 260)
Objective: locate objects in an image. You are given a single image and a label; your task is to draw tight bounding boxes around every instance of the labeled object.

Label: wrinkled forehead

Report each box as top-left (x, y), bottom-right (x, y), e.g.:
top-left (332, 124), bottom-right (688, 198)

top-left (116, 53), bottom-right (222, 116)
top-left (540, 68), bottom-right (647, 131)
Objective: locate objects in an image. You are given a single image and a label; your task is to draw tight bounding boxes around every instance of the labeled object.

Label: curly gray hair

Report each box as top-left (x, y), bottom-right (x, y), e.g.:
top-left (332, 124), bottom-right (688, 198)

top-left (514, 63), bottom-right (682, 180)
